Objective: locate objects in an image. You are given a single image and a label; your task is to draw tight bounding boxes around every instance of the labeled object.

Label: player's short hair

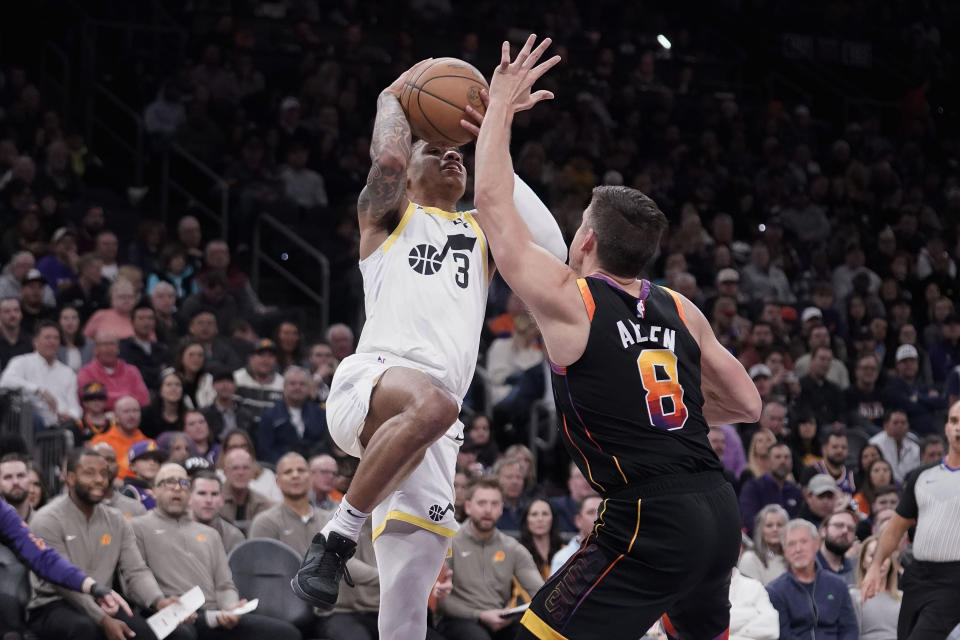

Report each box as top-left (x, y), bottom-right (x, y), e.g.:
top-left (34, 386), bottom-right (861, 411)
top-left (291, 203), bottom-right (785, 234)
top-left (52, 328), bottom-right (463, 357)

top-left (920, 434), bottom-right (946, 457)
top-left (65, 447), bottom-right (103, 473)
top-left (577, 493), bottom-right (601, 514)
top-left (191, 470), bottom-right (222, 488)
top-left (0, 453), bottom-right (27, 465)
top-left (588, 186), bottom-right (667, 278)
top-left (871, 484), bottom-right (899, 500)
top-left (781, 518), bottom-right (819, 546)
top-left (466, 476), bottom-right (502, 501)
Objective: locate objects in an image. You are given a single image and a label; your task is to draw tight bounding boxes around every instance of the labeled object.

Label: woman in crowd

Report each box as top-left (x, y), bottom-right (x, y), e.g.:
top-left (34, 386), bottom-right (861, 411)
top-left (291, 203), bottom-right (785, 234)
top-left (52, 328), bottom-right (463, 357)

top-left (853, 459), bottom-right (896, 516)
top-left (184, 410), bottom-right (220, 465)
top-left (453, 467), bottom-right (471, 523)
top-left (275, 321), bottom-right (306, 371)
top-left (216, 428), bottom-right (280, 501)
top-left (504, 443), bottom-right (541, 497)
top-left (26, 466), bottom-right (48, 512)
top-left (82, 277), bottom-right (139, 340)
top-left (519, 498), bottom-right (564, 580)
top-left (849, 535), bottom-right (901, 639)
top-left (146, 243), bottom-right (198, 302)
top-left (175, 340), bottom-right (215, 408)
top-left (465, 414), bottom-right (499, 470)
top-left (142, 368), bottom-right (187, 438)
top-left (786, 410), bottom-right (822, 479)
top-left (856, 444), bottom-right (884, 489)
top-left (739, 428), bottom-right (776, 485)
top-left (738, 504), bottom-right (789, 585)
top-left (157, 431), bottom-right (196, 464)
top-left (56, 306), bottom-right (93, 371)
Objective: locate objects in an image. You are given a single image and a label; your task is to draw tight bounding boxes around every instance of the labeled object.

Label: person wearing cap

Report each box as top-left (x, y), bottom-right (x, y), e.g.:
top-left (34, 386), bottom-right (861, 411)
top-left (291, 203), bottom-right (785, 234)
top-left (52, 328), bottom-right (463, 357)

top-left (120, 440), bottom-right (165, 510)
top-left (233, 338), bottom-right (284, 418)
top-left (798, 474), bottom-right (841, 528)
top-left (188, 469), bottom-right (245, 554)
top-left (793, 325), bottom-right (850, 390)
top-left (796, 345), bottom-right (846, 428)
top-left (868, 409), bottom-right (921, 484)
top-left (257, 366), bottom-right (330, 465)
top-left (89, 441), bottom-right (148, 519)
top-left (36, 226), bottom-right (78, 292)
top-left (883, 343), bottom-right (947, 435)
top-left (19, 268), bottom-right (57, 328)
top-left (0, 319), bottom-right (81, 427)
top-left (118, 301), bottom-right (171, 391)
top-left (91, 395), bottom-right (150, 480)
top-left (0, 251), bottom-right (57, 308)
top-left (133, 462), bottom-right (303, 640)
top-left (66, 382), bottom-right (117, 444)
top-left (739, 240), bottom-right (796, 304)
top-left (749, 363), bottom-right (775, 402)
top-left (714, 267), bottom-right (742, 303)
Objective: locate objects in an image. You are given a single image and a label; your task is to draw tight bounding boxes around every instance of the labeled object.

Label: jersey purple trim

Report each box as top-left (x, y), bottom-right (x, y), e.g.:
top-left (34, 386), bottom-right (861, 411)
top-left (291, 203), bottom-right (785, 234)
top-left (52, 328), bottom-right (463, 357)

top-left (942, 457), bottom-right (960, 472)
top-left (586, 274), bottom-right (651, 301)
top-left (548, 359), bottom-right (567, 375)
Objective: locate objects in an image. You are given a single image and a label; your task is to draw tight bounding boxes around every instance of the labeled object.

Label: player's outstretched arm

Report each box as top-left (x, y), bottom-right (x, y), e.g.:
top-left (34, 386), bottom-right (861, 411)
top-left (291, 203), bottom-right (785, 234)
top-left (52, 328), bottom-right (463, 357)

top-left (357, 59), bottom-right (432, 225)
top-left (675, 293), bottom-right (761, 425)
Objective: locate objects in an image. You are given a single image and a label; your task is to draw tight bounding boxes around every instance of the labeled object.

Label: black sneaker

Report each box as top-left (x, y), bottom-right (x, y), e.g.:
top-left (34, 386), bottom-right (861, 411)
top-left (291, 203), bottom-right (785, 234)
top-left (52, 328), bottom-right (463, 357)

top-left (290, 531), bottom-right (356, 610)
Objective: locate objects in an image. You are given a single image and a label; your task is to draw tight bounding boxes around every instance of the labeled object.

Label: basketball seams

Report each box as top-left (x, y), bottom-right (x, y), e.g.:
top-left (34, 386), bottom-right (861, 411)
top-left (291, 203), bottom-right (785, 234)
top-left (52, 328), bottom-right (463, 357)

top-left (402, 58), bottom-right (489, 145)
top-left (415, 88), bottom-right (460, 147)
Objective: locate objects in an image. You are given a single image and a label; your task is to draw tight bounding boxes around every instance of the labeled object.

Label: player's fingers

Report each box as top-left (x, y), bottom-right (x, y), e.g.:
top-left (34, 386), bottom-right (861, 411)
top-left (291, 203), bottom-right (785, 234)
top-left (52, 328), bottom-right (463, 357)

top-left (499, 41), bottom-right (510, 71)
top-left (121, 621), bottom-right (136, 637)
top-left (463, 104), bottom-right (484, 124)
top-left (531, 90), bottom-right (555, 104)
top-left (115, 592), bottom-right (133, 617)
top-left (530, 55), bottom-right (562, 82)
top-left (479, 89), bottom-right (489, 107)
top-left (525, 37), bottom-right (553, 68)
top-left (459, 120), bottom-right (480, 137)
top-left (515, 33), bottom-right (537, 68)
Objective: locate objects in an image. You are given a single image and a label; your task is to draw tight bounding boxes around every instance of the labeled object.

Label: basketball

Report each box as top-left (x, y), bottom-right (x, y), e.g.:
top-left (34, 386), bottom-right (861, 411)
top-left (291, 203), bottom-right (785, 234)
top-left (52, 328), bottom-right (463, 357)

top-left (401, 57), bottom-right (489, 146)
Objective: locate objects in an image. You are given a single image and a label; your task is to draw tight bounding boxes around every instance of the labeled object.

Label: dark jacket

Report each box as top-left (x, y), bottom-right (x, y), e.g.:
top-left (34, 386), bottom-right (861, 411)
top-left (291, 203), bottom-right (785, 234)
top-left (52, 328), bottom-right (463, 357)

top-left (883, 375), bottom-right (947, 435)
top-left (201, 401), bottom-right (256, 441)
top-left (766, 566), bottom-right (858, 640)
top-left (256, 400), bottom-right (330, 464)
top-left (739, 473), bottom-right (803, 535)
top-left (118, 337), bottom-right (172, 391)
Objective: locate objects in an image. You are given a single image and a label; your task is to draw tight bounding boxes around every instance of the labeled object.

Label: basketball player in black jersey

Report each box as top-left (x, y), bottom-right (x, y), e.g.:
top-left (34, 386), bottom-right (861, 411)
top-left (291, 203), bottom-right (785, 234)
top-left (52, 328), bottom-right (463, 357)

top-left (466, 35), bottom-right (762, 639)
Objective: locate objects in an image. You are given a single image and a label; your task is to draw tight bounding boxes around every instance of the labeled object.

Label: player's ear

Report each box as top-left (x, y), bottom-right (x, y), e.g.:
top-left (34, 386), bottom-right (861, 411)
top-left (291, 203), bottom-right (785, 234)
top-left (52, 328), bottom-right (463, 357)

top-left (580, 228), bottom-right (596, 254)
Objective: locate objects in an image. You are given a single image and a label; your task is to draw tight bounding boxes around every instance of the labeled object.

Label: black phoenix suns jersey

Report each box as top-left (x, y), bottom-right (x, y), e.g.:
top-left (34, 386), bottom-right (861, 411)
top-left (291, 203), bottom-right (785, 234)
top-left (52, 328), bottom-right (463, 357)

top-left (551, 276), bottom-right (722, 495)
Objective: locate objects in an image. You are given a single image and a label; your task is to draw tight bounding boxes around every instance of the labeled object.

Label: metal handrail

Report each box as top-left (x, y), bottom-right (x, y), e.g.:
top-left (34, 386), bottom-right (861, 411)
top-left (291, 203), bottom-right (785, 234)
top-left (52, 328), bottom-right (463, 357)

top-left (90, 83), bottom-right (145, 185)
top-left (160, 143), bottom-right (230, 237)
top-left (251, 213), bottom-right (331, 334)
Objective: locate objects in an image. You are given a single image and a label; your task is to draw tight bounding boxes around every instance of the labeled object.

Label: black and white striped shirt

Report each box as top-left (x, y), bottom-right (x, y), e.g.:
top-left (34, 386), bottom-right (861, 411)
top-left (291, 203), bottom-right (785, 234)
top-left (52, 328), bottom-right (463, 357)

top-left (897, 459), bottom-right (960, 562)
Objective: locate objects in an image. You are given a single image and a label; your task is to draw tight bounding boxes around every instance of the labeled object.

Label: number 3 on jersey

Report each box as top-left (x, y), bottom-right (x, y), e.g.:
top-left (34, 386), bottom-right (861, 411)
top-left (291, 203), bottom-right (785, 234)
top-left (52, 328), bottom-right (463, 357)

top-left (637, 349), bottom-right (688, 430)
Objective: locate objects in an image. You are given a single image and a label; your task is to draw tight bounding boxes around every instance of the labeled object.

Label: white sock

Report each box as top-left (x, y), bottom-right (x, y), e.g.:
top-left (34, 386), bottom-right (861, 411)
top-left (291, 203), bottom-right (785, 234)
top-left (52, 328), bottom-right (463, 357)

top-left (321, 497), bottom-right (370, 542)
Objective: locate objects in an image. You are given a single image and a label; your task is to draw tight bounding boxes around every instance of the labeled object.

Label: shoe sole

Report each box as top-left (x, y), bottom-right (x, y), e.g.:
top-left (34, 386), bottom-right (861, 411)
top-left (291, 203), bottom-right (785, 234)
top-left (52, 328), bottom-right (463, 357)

top-left (290, 576), bottom-right (336, 611)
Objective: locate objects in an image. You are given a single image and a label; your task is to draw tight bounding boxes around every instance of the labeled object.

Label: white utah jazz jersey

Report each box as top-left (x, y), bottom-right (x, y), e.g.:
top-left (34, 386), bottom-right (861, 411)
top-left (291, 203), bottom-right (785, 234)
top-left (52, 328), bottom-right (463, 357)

top-left (356, 201), bottom-right (489, 399)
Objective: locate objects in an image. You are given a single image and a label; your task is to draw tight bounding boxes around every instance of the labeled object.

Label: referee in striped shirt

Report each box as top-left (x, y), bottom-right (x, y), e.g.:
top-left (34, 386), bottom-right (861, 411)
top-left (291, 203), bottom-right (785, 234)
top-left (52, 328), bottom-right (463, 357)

top-left (862, 400), bottom-right (960, 639)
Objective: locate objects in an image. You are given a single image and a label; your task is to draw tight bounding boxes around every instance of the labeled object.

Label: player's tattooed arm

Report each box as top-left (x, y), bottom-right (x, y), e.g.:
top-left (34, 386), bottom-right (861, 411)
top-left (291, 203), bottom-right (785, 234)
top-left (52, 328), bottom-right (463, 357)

top-left (358, 91), bottom-right (412, 222)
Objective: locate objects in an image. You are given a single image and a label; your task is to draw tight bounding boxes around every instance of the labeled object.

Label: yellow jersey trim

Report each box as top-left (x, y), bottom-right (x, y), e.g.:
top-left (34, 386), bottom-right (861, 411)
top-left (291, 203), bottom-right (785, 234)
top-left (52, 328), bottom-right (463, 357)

top-left (627, 499), bottom-right (642, 552)
top-left (520, 609), bottom-right (571, 640)
top-left (371, 510), bottom-right (457, 543)
top-left (381, 202), bottom-right (416, 253)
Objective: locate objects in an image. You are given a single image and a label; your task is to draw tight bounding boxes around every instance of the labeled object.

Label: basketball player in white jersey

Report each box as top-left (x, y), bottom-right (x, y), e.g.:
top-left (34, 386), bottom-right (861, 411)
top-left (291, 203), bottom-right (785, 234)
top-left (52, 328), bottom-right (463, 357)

top-left (291, 58), bottom-right (567, 639)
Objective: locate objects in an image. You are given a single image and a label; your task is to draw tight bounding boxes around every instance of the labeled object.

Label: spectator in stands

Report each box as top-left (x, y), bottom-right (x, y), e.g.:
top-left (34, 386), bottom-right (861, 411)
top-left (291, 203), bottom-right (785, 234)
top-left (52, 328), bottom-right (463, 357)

top-left (739, 504), bottom-right (789, 586)
top-left (855, 444), bottom-right (883, 488)
top-left (26, 449), bottom-right (176, 640)
top-left (494, 457), bottom-right (528, 531)
top-left (91, 395), bottom-right (148, 480)
top-left (77, 330), bottom-right (150, 409)
top-left (0, 319), bottom-right (81, 426)
top-left (549, 494), bottom-right (601, 575)
top-left (202, 367), bottom-right (253, 440)
top-left (738, 322), bottom-right (774, 370)
top-left (852, 459), bottom-right (895, 516)
top-left (0, 297), bottom-right (32, 368)
top-left (143, 81), bottom-right (186, 136)
top-left (249, 453), bottom-right (331, 551)
top-left (217, 429), bottom-right (280, 501)
top-left (785, 411), bottom-right (821, 478)
top-left (233, 338), bottom-right (284, 418)
top-left (257, 366), bottom-right (329, 464)
top-left (219, 447), bottom-right (273, 529)
top-left (728, 559), bottom-right (782, 640)
top-left (157, 431), bottom-right (195, 464)
top-left (120, 439), bottom-right (165, 510)
top-left (816, 510), bottom-right (857, 586)
top-left (463, 414), bottom-right (498, 470)
top-left (25, 465), bottom-right (47, 512)
top-left (187, 307), bottom-right (242, 374)
top-left (275, 321), bottom-right (305, 371)
top-left (740, 443), bottom-right (802, 535)
top-left (176, 216), bottom-right (204, 272)
top-left (844, 353), bottom-right (885, 432)
top-left (174, 340), bottom-right (215, 408)
top-left (56, 306), bottom-right (93, 371)
top-left (549, 461), bottom-right (593, 533)
top-left (146, 243), bottom-right (199, 302)
top-left (189, 470), bottom-right (245, 554)
top-left (150, 281), bottom-right (181, 347)
top-left (797, 346), bottom-right (845, 428)
top-left (226, 318), bottom-right (257, 362)
top-left (126, 219), bottom-right (165, 276)
top-left (142, 368), bottom-right (187, 438)
top-left (200, 240), bottom-right (264, 318)
top-left (749, 364), bottom-right (775, 403)
top-left (1, 453), bottom-right (33, 521)
top-left (0, 251), bottom-right (56, 308)
top-left (929, 313), bottom-right (960, 384)
top-left (740, 240), bottom-right (795, 303)
top-left (307, 341), bottom-right (334, 402)
top-left (94, 231), bottom-right (120, 282)
top-left (184, 410), bottom-right (220, 465)
top-left (36, 227), bottom-right (77, 292)
top-left (281, 141), bottom-right (328, 210)
top-left (849, 535), bottom-right (902, 640)
top-left (766, 519), bottom-right (857, 640)
top-left (884, 344), bottom-right (947, 434)
top-left (868, 410), bottom-right (921, 483)
top-left (707, 426), bottom-right (741, 489)
top-left (740, 427), bottom-right (776, 485)
top-left (438, 478), bottom-right (543, 639)
top-left (518, 499), bottom-right (563, 580)
top-left (179, 271), bottom-right (241, 335)
top-left (119, 301), bottom-right (171, 391)
top-left (798, 474), bottom-right (839, 528)
top-left (488, 314), bottom-right (544, 431)
top-left (66, 382), bottom-right (115, 444)
top-left (799, 431), bottom-right (856, 495)
top-left (18, 268), bottom-right (56, 328)
top-left (309, 453), bottom-right (339, 511)
top-left (132, 462), bottom-right (302, 640)
top-left (794, 325), bottom-right (850, 389)
top-left (88, 441), bottom-right (147, 519)
top-left (854, 484), bottom-right (899, 541)
top-left (756, 400), bottom-right (789, 439)
top-left (326, 323), bottom-right (354, 362)
top-left (919, 434), bottom-right (945, 463)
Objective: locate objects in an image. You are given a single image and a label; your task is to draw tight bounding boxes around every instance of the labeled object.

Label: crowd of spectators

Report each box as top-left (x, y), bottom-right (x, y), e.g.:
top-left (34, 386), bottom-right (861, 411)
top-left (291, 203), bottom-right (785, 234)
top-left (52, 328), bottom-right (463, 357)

top-left (0, 0), bottom-right (959, 638)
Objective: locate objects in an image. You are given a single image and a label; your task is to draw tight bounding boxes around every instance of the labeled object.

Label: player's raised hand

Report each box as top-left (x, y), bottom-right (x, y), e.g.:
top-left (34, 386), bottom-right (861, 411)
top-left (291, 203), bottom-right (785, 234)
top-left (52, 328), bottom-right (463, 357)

top-left (384, 58), bottom-right (434, 99)
top-left (487, 34), bottom-right (561, 113)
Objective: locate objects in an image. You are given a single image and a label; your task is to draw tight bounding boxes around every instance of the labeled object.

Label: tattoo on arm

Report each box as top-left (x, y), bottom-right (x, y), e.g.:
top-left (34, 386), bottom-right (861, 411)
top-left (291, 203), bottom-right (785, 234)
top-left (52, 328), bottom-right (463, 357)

top-left (358, 92), bottom-right (412, 221)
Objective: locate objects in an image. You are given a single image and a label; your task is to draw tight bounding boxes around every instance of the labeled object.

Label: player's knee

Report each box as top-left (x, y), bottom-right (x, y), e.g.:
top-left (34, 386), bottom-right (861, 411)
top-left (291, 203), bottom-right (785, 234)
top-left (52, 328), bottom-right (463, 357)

top-left (409, 387), bottom-right (459, 440)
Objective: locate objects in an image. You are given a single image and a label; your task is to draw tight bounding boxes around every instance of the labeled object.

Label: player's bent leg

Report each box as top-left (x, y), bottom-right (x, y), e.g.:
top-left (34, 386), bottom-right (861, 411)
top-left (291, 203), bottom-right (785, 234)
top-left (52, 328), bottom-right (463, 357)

top-left (660, 572), bottom-right (733, 640)
top-left (374, 522), bottom-right (450, 640)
